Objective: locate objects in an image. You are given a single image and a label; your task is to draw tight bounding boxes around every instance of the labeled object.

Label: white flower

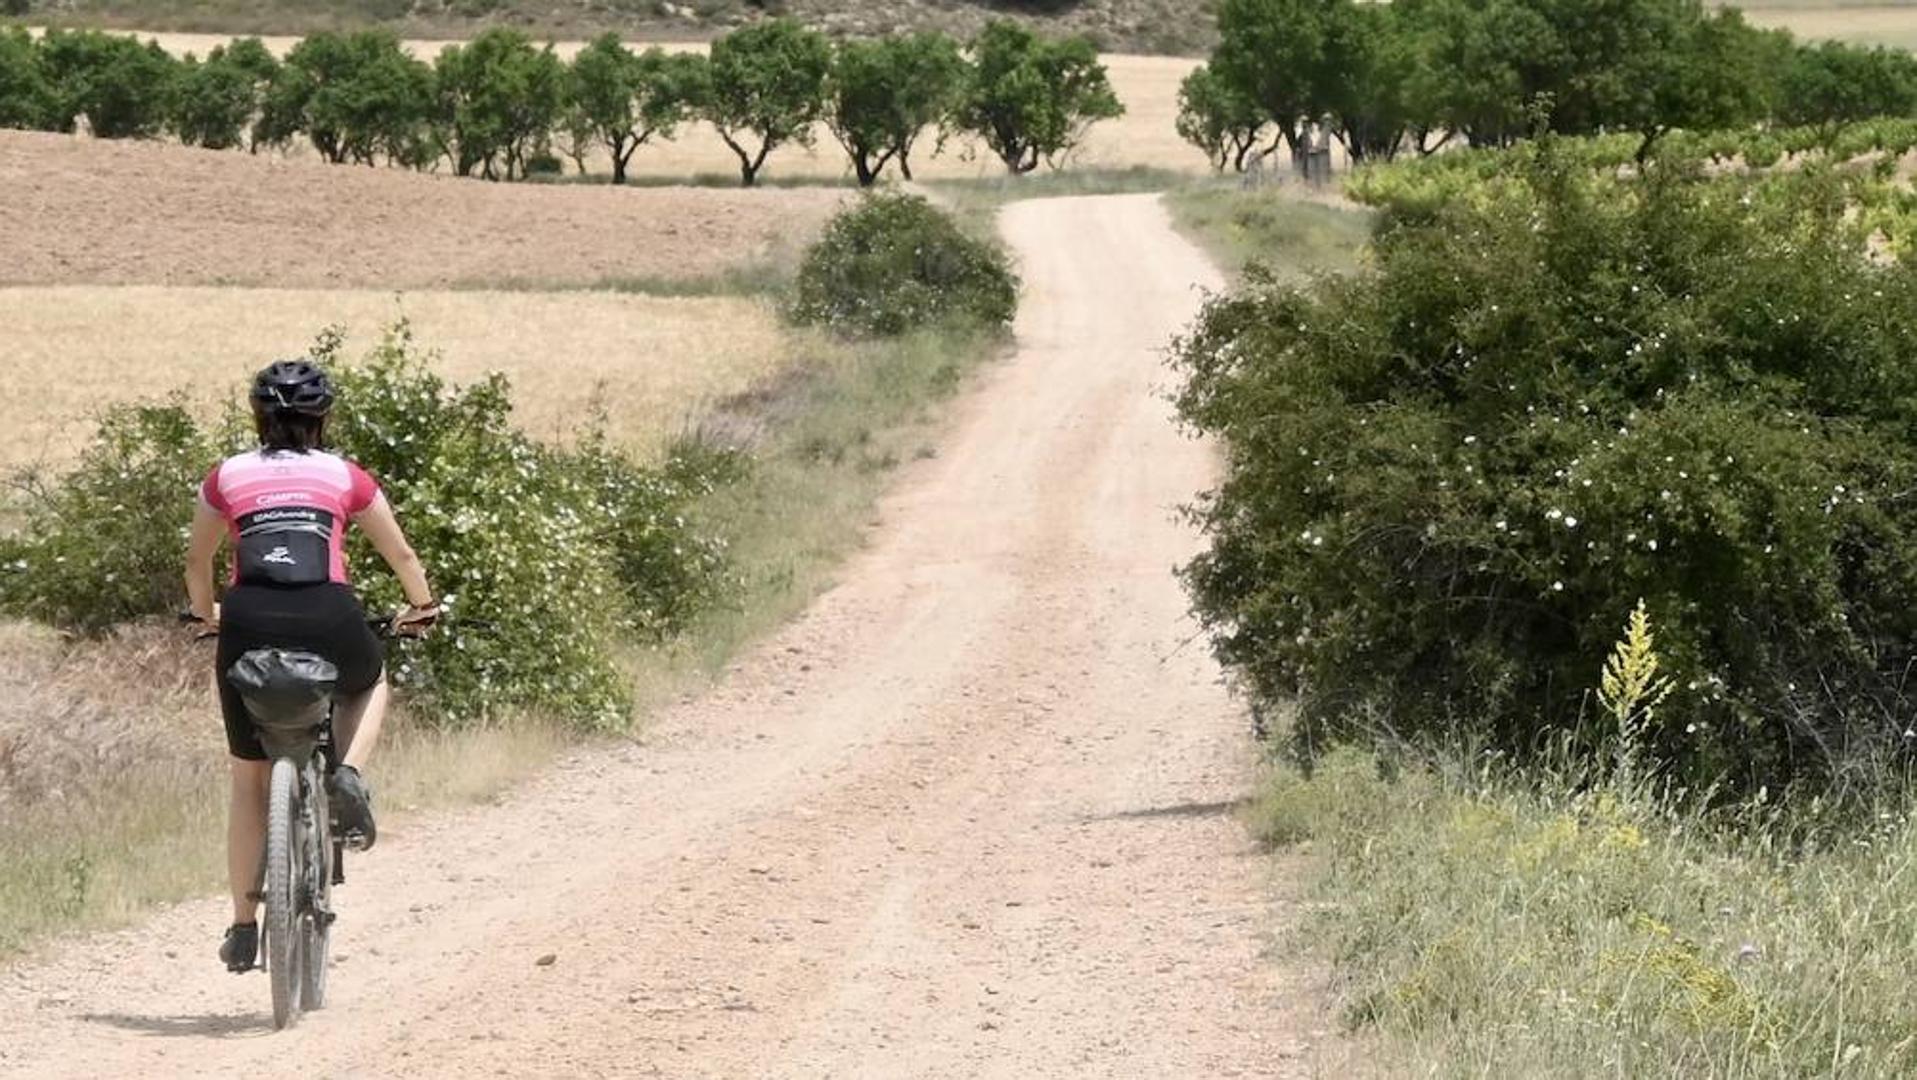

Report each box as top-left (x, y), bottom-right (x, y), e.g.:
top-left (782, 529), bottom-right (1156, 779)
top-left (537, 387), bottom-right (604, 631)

top-left (1551, 581), bottom-right (1565, 592)
top-left (1564, 516), bottom-right (1579, 529)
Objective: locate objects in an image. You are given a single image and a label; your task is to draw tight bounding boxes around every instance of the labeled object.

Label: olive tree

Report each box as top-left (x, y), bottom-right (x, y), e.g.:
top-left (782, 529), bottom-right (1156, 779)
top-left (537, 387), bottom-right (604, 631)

top-left (170, 39), bottom-right (279, 151)
top-left (703, 18), bottom-right (831, 187)
top-left (953, 21), bottom-right (1123, 175)
top-left (0, 25), bottom-right (54, 131)
top-left (1777, 39), bottom-right (1917, 140)
top-left (37, 28), bottom-right (179, 139)
top-left (824, 31), bottom-right (965, 186)
top-left (1176, 63), bottom-right (1269, 172)
top-left (567, 34), bottom-right (705, 184)
top-left (1210, 0), bottom-right (1340, 158)
top-left (261, 30), bottom-right (434, 166)
top-left (434, 29), bottom-right (568, 180)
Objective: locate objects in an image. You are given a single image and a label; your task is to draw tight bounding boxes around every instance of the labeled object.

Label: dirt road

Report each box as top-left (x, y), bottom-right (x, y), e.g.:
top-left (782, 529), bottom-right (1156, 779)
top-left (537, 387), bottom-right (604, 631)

top-left (0, 194), bottom-right (1329, 1078)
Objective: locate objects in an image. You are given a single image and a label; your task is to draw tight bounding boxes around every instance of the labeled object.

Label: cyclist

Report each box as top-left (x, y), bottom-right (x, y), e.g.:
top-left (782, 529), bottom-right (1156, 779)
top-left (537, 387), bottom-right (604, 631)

top-left (183, 359), bottom-right (441, 973)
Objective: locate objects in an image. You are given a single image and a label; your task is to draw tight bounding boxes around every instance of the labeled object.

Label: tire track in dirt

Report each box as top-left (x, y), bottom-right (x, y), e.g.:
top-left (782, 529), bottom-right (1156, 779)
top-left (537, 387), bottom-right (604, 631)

top-left (0, 193), bottom-right (1339, 1079)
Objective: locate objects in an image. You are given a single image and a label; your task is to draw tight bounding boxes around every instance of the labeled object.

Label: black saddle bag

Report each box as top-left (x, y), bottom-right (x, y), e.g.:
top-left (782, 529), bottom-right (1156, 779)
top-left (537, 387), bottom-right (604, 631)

top-left (227, 648), bottom-right (338, 760)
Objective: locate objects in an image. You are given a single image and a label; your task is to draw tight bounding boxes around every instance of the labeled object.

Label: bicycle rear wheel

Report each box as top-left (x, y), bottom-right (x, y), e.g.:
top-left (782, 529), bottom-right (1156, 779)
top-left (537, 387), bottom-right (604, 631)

top-left (265, 758), bottom-right (305, 1030)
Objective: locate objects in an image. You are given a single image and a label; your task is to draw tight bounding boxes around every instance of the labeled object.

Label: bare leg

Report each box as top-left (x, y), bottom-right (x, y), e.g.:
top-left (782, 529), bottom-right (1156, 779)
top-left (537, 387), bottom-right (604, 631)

top-left (332, 676), bottom-right (389, 772)
top-left (227, 759), bottom-right (270, 924)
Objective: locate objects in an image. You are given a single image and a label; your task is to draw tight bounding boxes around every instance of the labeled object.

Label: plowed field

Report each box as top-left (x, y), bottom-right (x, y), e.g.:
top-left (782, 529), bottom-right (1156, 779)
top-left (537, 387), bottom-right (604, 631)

top-left (0, 130), bottom-right (841, 288)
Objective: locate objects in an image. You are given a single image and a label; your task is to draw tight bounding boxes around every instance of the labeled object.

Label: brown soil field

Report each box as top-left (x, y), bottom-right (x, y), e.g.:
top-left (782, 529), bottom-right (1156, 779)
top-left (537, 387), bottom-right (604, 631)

top-left (0, 287), bottom-right (789, 469)
top-left (0, 130), bottom-right (843, 288)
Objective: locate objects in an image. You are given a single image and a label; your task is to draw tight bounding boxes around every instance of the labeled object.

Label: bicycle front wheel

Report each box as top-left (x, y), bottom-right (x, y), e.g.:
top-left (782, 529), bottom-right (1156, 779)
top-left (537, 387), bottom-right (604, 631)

top-left (265, 758), bottom-right (304, 1030)
top-left (299, 774), bottom-right (332, 1010)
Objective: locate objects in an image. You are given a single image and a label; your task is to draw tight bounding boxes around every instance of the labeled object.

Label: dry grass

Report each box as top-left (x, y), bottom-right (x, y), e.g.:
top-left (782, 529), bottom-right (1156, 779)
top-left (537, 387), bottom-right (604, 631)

top-left (0, 287), bottom-right (790, 469)
top-left (0, 616), bottom-right (569, 955)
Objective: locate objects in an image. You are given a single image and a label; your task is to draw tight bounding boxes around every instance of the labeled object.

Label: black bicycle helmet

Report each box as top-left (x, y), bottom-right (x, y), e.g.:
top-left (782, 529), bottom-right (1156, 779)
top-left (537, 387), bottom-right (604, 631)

top-left (251, 359), bottom-right (335, 417)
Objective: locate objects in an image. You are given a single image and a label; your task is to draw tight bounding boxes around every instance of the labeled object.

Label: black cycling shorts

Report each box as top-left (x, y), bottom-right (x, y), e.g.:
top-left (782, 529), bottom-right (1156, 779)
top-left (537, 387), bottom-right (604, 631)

top-left (216, 583), bottom-right (383, 761)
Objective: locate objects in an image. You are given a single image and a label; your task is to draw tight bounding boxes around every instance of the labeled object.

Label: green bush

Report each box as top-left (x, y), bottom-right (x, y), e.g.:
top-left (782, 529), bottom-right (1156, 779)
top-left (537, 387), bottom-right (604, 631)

top-left (0, 325), bottom-right (733, 731)
top-left (790, 192), bottom-right (1018, 337)
top-left (1174, 151), bottom-right (1917, 794)
top-left (318, 325), bottom-right (731, 727)
top-left (0, 404), bottom-right (223, 632)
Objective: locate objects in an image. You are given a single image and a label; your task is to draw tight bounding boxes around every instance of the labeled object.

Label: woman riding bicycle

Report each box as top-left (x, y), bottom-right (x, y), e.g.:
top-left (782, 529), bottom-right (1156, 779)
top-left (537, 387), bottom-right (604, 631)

top-left (183, 360), bottom-right (440, 973)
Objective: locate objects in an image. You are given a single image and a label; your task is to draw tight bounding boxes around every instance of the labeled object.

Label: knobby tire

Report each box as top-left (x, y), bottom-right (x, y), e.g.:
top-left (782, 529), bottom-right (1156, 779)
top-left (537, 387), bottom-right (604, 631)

top-left (266, 759), bottom-right (303, 1030)
top-left (300, 777), bottom-right (332, 1010)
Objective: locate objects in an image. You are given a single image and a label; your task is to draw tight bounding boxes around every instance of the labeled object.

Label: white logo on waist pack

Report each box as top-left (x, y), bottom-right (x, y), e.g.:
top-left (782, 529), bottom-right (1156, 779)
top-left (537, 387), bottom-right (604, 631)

top-left (261, 546), bottom-right (298, 565)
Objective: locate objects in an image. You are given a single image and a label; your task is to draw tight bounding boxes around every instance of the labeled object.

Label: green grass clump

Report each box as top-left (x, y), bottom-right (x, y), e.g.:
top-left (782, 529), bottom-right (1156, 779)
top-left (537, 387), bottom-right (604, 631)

top-left (1163, 183), bottom-right (1375, 281)
top-left (1265, 744), bottom-right (1917, 1078)
top-left (928, 165), bottom-right (1190, 237)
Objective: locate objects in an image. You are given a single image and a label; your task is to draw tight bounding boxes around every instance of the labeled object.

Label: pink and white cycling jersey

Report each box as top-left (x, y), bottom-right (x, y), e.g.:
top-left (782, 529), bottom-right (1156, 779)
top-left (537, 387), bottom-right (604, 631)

top-left (200, 450), bottom-right (382, 586)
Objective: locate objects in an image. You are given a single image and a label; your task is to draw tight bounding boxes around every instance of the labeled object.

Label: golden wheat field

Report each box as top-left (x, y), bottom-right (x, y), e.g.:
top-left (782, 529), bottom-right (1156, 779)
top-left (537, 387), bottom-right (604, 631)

top-left (0, 287), bottom-right (790, 469)
top-left (1747, 7), bottom-right (1917, 49)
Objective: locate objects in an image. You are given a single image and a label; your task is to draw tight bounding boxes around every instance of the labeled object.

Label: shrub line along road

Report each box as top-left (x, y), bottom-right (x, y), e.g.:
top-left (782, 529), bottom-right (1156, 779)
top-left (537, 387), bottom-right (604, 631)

top-left (0, 194), bottom-right (1327, 1078)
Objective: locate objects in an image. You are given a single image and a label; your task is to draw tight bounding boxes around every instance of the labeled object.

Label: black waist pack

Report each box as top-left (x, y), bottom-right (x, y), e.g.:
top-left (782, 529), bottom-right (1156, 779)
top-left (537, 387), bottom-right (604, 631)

top-left (235, 506), bottom-right (335, 587)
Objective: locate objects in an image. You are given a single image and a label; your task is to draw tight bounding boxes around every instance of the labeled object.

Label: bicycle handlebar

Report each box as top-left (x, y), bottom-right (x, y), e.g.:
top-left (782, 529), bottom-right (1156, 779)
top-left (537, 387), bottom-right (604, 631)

top-left (179, 605), bottom-right (452, 642)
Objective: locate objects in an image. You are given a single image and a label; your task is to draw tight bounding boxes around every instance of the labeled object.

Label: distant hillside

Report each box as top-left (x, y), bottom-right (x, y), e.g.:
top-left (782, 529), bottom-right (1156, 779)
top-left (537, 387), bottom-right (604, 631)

top-left (12, 2), bottom-right (1910, 62)
top-left (9, 0), bottom-right (1218, 56)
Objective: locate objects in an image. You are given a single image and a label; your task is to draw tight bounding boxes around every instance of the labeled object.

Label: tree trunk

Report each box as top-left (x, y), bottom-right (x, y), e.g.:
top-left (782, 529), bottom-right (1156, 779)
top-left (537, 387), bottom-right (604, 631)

top-left (896, 131), bottom-right (919, 180)
top-left (1232, 135), bottom-right (1256, 173)
top-left (717, 128), bottom-right (771, 187)
top-left (1634, 127), bottom-right (1663, 166)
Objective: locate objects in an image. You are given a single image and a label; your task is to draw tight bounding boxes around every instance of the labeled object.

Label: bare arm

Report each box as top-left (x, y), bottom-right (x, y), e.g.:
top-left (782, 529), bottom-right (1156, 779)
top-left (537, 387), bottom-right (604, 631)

top-left (355, 494), bottom-right (434, 608)
top-left (184, 501), bottom-right (226, 624)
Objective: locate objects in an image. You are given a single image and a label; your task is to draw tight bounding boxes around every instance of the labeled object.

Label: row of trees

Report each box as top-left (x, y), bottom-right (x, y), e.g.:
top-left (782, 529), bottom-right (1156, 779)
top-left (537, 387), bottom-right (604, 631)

top-left (1176, 0), bottom-right (1917, 172)
top-left (0, 20), bottom-right (1123, 185)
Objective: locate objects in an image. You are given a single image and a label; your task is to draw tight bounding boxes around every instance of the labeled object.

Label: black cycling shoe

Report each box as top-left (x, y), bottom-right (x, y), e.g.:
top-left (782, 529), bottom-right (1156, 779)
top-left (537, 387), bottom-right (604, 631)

top-left (220, 922), bottom-right (259, 973)
top-left (328, 764), bottom-right (377, 851)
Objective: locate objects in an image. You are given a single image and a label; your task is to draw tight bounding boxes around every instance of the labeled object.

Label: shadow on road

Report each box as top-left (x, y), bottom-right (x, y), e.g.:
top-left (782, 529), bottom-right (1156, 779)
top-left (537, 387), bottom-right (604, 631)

top-left (80, 1011), bottom-right (269, 1039)
top-left (1083, 797), bottom-right (1249, 823)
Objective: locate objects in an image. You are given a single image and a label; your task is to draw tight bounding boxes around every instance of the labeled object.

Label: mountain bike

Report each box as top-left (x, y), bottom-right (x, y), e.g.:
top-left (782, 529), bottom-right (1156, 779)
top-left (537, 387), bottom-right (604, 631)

top-left (188, 612), bottom-right (418, 1030)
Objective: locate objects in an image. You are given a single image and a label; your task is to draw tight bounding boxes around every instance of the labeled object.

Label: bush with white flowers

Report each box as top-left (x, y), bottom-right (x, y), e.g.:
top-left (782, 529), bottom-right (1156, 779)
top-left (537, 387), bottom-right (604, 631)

top-left (0, 324), bottom-right (732, 731)
top-left (1175, 149), bottom-right (1917, 793)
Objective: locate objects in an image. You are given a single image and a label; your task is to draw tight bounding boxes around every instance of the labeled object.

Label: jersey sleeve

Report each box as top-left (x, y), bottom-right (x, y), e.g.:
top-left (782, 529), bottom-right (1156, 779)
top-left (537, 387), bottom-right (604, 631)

top-left (198, 463), bottom-right (228, 514)
top-left (345, 460), bottom-right (383, 516)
